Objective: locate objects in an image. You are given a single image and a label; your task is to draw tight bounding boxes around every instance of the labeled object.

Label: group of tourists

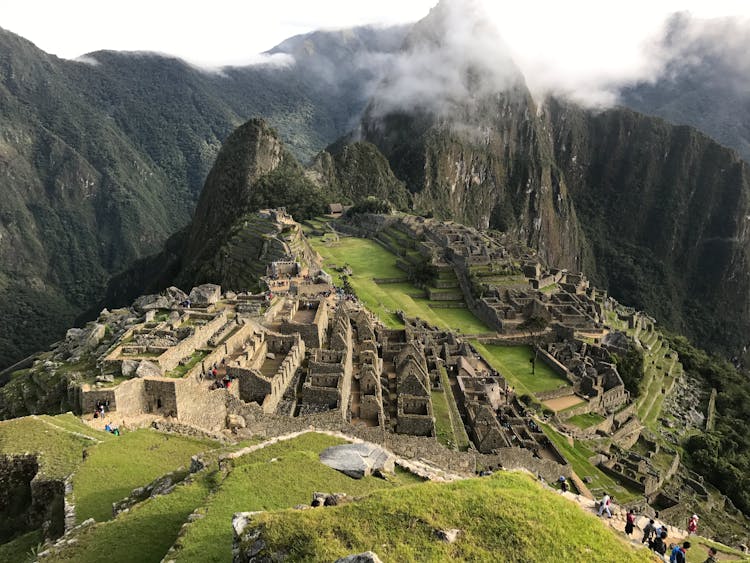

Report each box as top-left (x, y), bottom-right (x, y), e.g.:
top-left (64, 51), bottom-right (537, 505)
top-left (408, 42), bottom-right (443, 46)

top-left (103, 423), bottom-right (120, 436)
top-left (200, 361), bottom-right (234, 390)
top-left (92, 399), bottom-right (109, 419)
top-left (593, 494), bottom-right (717, 562)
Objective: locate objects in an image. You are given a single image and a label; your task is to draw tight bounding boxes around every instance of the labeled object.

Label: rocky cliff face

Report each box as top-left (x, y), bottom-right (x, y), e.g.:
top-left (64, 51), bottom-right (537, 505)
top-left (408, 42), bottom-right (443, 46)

top-left (351, 1), bottom-right (750, 354)
top-left (546, 99), bottom-right (750, 352)
top-left (359, 1), bottom-right (585, 271)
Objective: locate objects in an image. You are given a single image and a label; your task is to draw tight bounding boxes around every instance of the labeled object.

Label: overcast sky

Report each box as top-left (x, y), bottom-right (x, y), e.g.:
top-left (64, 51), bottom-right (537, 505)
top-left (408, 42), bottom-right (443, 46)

top-left (3, 0), bottom-right (750, 73)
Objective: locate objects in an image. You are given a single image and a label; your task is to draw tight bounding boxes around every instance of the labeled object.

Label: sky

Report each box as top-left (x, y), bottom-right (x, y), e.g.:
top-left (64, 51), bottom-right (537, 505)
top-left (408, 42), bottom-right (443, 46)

top-left (2, 0), bottom-right (748, 68)
top-left (3, 0), bottom-right (750, 106)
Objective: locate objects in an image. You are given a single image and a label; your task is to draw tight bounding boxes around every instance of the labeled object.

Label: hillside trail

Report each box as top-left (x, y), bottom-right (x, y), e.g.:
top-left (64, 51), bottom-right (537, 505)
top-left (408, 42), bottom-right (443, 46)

top-left (552, 485), bottom-right (717, 560)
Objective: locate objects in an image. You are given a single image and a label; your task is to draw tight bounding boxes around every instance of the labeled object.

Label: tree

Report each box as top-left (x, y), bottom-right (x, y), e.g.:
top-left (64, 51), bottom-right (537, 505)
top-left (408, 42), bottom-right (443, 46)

top-left (518, 315), bottom-right (549, 374)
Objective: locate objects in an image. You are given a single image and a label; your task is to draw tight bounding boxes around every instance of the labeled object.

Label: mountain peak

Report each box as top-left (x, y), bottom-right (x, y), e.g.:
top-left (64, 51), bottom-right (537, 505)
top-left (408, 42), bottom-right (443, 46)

top-left (366, 0), bottom-right (523, 120)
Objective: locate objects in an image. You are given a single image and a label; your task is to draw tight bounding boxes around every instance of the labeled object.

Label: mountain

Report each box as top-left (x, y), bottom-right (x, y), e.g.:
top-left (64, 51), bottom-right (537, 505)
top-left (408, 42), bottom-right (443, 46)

top-left (359, 0), bottom-right (586, 271)
top-left (0, 24), bottom-right (409, 369)
top-left (351, 1), bottom-right (750, 356)
top-left (619, 13), bottom-right (750, 165)
top-left (98, 117), bottom-right (409, 304)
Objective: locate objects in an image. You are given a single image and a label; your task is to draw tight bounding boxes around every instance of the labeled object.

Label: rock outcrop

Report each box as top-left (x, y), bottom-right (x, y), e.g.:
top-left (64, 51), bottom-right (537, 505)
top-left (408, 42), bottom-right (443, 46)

top-left (319, 443), bottom-right (395, 479)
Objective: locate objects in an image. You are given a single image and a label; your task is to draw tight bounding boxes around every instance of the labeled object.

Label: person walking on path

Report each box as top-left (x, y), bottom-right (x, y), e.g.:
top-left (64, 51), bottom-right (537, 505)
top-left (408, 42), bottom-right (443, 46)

top-left (642, 519), bottom-right (656, 544)
top-left (624, 509), bottom-right (636, 536)
top-left (669, 541), bottom-right (691, 563)
top-left (703, 547), bottom-right (718, 563)
top-left (688, 514), bottom-right (699, 535)
top-left (597, 493), bottom-right (612, 518)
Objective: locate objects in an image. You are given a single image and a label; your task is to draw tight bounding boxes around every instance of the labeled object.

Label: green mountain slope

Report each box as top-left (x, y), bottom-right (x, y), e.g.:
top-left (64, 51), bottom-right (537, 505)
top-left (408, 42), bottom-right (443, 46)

top-left (0, 24), bottom-right (408, 369)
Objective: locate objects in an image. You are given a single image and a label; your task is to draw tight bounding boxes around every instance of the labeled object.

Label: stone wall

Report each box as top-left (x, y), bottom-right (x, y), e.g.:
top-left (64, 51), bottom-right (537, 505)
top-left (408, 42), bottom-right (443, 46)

top-left (80, 388), bottom-right (116, 414)
top-left (536, 387), bottom-right (576, 402)
top-left (613, 403), bottom-right (637, 425)
top-left (175, 380), bottom-right (234, 432)
top-left (235, 367), bottom-right (271, 405)
top-left (0, 454), bottom-right (65, 541)
top-left (143, 379), bottom-right (178, 416)
top-left (611, 417), bottom-right (643, 449)
top-left (156, 310), bottom-right (227, 371)
top-left (113, 378), bottom-right (148, 416)
top-left (278, 301), bottom-right (328, 349)
top-left (536, 348), bottom-right (574, 383)
top-left (191, 322), bottom-right (258, 380)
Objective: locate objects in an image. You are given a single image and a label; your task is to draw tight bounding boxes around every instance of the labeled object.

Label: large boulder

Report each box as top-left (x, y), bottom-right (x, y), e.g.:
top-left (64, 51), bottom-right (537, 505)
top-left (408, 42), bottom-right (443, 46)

top-left (133, 294), bottom-right (170, 313)
top-left (121, 359), bottom-right (139, 377)
top-left (84, 323), bottom-right (107, 350)
top-left (226, 414), bottom-right (246, 430)
top-left (165, 286), bottom-right (189, 305)
top-left (135, 360), bottom-right (163, 378)
top-left (319, 443), bottom-right (395, 479)
top-left (189, 284), bottom-right (221, 306)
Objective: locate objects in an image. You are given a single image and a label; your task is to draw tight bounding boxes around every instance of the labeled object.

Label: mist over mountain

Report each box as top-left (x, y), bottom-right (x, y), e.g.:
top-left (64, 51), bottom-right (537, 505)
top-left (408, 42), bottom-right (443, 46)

top-left (349, 1), bottom-right (750, 356)
top-left (619, 12), bottom-right (750, 164)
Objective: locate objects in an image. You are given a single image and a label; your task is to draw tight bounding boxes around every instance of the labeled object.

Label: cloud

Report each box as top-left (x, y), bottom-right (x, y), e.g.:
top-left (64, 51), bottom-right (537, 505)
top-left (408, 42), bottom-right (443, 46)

top-left (366, 0), bottom-right (522, 118)
top-left (363, 0), bottom-right (750, 111)
top-left (646, 12), bottom-right (750, 91)
top-left (74, 54), bottom-right (100, 66)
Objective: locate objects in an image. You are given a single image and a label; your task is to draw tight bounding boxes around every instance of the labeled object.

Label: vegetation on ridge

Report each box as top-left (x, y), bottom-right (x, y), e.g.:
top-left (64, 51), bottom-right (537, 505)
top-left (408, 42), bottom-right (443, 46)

top-left (237, 471), bottom-right (654, 562)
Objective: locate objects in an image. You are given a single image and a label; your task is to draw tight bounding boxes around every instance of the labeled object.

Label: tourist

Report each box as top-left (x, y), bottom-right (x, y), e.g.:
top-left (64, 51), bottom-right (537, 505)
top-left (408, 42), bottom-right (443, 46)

top-left (704, 547), bottom-right (718, 563)
top-left (641, 519), bottom-right (655, 544)
top-left (669, 541), bottom-right (691, 563)
top-left (625, 509), bottom-right (636, 536)
top-left (597, 493), bottom-right (612, 518)
top-left (104, 423), bottom-right (112, 433)
top-left (650, 530), bottom-right (668, 556)
top-left (558, 475), bottom-right (568, 493)
top-left (688, 514), bottom-right (699, 535)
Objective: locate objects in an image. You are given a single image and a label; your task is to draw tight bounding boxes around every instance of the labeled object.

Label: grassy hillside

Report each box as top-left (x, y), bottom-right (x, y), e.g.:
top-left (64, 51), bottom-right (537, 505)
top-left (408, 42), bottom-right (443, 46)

top-left (236, 471), bottom-right (655, 562)
top-left (173, 433), bottom-right (423, 563)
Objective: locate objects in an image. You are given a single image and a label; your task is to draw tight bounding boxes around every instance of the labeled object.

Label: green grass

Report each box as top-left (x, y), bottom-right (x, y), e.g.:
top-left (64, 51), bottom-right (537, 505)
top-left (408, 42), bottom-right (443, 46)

top-left (432, 390), bottom-right (455, 448)
top-left (0, 530), bottom-right (42, 563)
top-left (44, 471), bottom-right (216, 563)
top-left (438, 366), bottom-right (471, 451)
top-left (174, 433), bottom-right (423, 563)
top-left (539, 423), bottom-right (639, 503)
top-left (311, 236), bottom-right (492, 333)
top-left (39, 413), bottom-right (116, 441)
top-left (685, 537), bottom-right (750, 563)
top-left (566, 413), bottom-right (606, 429)
top-left (241, 472), bottom-right (654, 562)
top-left (472, 343), bottom-right (571, 395)
top-left (0, 416), bottom-right (92, 479)
top-left (166, 349), bottom-right (209, 378)
top-left (72, 429), bottom-right (217, 523)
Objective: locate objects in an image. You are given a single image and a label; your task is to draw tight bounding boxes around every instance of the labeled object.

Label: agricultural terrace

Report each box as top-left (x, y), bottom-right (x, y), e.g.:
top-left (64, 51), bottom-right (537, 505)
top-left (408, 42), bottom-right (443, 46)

top-left (472, 343), bottom-right (571, 396)
top-left (605, 310), bottom-right (684, 433)
top-left (539, 422), bottom-right (640, 503)
top-left (310, 235), bottom-right (492, 334)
